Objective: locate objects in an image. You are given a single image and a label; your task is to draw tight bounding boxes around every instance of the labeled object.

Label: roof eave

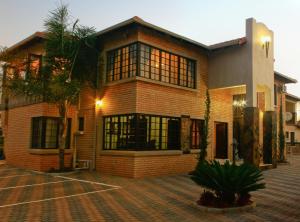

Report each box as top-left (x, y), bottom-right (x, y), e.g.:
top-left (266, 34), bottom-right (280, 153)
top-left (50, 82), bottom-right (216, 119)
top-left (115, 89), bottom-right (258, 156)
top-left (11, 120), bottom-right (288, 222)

top-left (274, 71), bottom-right (297, 84)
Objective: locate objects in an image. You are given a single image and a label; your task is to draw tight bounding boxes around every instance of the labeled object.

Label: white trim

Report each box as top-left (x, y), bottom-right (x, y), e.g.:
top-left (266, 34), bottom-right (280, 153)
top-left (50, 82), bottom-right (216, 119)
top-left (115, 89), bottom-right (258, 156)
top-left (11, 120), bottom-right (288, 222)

top-left (56, 175), bottom-right (120, 188)
top-left (0, 180), bottom-right (70, 191)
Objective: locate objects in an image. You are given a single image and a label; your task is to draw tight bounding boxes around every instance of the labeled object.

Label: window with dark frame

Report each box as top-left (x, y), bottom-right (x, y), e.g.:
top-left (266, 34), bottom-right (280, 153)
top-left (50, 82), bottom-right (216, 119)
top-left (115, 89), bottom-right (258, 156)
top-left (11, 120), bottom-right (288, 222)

top-left (286, 131), bottom-right (289, 139)
top-left (78, 117), bottom-right (84, 131)
top-left (191, 119), bottom-right (204, 149)
top-left (103, 114), bottom-right (180, 150)
top-left (107, 42), bottom-right (196, 88)
top-left (274, 85), bottom-right (278, 106)
top-left (31, 117), bottom-right (71, 149)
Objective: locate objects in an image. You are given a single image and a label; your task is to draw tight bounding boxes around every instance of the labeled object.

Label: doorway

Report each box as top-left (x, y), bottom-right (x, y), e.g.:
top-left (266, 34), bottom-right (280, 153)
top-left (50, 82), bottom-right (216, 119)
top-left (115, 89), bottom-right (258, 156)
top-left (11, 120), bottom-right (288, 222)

top-left (215, 122), bottom-right (228, 159)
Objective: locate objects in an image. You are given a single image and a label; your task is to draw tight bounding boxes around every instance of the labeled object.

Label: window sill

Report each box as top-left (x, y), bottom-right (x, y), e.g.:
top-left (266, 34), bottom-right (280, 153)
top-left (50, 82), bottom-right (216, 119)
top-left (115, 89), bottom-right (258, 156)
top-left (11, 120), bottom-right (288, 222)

top-left (190, 149), bottom-right (200, 154)
top-left (28, 149), bottom-right (72, 155)
top-left (104, 76), bottom-right (198, 93)
top-left (99, 150), bottom-right (183, 157)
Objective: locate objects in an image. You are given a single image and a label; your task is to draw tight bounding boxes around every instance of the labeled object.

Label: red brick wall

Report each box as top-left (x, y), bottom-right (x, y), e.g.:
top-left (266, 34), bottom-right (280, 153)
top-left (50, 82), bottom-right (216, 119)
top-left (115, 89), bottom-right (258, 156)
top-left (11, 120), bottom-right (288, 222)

top-left (4, 103), bottom-right (76, 171)
top-left (96, 153), bottom-right (198, 178)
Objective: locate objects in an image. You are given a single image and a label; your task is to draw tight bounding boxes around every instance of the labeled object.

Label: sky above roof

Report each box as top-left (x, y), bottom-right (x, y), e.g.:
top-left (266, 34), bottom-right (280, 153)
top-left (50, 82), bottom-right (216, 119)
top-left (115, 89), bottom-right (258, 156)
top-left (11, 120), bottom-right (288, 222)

top-left (1, 0), bottom-right (299, 96)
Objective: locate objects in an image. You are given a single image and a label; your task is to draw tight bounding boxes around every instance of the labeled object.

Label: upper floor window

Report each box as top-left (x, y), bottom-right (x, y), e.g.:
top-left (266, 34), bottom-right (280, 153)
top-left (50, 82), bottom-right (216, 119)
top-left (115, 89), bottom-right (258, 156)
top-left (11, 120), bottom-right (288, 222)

top-left (28, 54), bottom-right (42, 77)
top-left (107, 44), bottom-right (137, 81)
top-left (107, 42), bottom-right (196, 89)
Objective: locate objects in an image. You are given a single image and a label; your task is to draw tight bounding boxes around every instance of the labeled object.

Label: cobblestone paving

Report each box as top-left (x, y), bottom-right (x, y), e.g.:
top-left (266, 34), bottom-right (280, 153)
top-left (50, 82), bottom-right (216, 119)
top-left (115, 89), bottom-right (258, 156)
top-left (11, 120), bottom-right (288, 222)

top-left (0, 155), bottom-right (299, 222)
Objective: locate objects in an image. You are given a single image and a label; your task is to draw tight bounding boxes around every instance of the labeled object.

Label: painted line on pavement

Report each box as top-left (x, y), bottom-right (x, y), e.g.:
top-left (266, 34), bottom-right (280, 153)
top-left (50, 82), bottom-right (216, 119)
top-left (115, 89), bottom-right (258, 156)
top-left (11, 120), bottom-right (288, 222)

top-left (56, 175), bottom-right (121, 188)
top-left (0, 179), bottom-right (72, 191)
top-left (0, 187), bottom-right (121, 208)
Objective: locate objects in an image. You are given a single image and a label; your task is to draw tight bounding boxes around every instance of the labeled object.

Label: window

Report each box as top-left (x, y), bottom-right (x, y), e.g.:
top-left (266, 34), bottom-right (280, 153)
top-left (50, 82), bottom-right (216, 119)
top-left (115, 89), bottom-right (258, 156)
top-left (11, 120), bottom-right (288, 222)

top-left (286, 131), bottom-right (289, 139)
top-left (191, 119), bottom-right (204, 149)
top-left (28, 54), bottom-right (42, 77)
top-left (274, 85), bottom-right (277, 106)
top-left (78, 117), bottom-right (84, 131)
top-left (103, 114), bottom-right (180, 150)
top-left (31, 117), bottom-right (71, 149)
top-left (107, 42), bottom-right (196, 88)
top-left (107, 43), bottom-right (137, 81)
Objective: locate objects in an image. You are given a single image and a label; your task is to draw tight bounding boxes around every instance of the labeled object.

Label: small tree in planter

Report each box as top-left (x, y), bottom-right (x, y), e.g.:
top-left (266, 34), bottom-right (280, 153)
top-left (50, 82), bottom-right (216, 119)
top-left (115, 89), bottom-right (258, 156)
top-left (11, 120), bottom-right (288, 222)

top-left (1, 5), bottom-right (97, 171)
top-left (278, 94), bottom-right (285, 162)
top-left (198, 89), bottom-right (211, 162)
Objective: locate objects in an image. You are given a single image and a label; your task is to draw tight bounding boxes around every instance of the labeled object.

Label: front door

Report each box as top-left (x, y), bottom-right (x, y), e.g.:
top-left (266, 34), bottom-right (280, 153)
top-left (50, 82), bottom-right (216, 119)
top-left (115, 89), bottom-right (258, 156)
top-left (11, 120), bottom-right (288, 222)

top-left (215, 122), bottom-right (228, 159)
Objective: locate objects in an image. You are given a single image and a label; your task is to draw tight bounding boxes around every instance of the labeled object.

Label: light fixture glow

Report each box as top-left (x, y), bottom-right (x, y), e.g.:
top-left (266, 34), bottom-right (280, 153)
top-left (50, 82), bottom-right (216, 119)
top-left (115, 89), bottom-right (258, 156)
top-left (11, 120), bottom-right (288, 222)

top-left (95, 99), bottom-right (103, 108)
top-left (261, 36), bottom-right (271, 58)
top-left (261, 36), bottom-right (271, 44)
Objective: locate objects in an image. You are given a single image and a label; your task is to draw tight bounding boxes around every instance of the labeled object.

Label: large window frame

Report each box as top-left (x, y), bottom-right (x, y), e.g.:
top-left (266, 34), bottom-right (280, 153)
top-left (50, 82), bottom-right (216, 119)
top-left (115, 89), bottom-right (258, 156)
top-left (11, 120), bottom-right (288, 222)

top-left (31, 117), bottom-right (72, 149)
top-left (103, 113), bottom-right (181, 151)
top-left (106, 42), bottom-right (196, 89)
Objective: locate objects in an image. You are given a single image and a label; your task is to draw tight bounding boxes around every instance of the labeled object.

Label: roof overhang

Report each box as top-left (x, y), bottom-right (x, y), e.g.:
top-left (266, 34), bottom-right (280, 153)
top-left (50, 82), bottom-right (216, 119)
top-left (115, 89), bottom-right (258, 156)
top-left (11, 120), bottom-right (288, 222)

top-left (274, 71), bottom-right (297, 84)
top-left (95, 16), bottom-right (209, 50)
top-left (4, 32), bottom-right (46, 55)
top-left (286, 93), bottom-right (300, 102)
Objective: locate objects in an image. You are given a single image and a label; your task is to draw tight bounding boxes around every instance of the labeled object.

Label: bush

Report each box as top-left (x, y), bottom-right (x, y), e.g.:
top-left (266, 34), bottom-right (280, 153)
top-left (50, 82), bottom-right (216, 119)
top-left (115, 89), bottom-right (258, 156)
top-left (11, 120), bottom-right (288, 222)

top-left (191, 160), bottom-right (265, 206)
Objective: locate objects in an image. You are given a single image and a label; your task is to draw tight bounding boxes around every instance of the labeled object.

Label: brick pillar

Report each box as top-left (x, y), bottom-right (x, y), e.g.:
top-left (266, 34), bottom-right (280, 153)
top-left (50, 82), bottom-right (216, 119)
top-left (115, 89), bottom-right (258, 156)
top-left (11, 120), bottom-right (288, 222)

top-left (242, 107), bottom-right (260, 166)
top-left (263, 111), bottom-right (277, 167)
top-left (181, 115), bottom-right (191, 154)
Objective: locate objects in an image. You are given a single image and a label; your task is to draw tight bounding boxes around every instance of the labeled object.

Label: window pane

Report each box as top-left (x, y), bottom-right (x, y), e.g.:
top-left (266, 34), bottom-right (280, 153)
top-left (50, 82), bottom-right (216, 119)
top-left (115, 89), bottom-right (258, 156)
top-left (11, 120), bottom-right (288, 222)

top-left (170, 55), bottom-right (178, 85)
top-left (45, 119), bottom-right (58, 148)
top-left (31, 117), bottom-right (43, 148)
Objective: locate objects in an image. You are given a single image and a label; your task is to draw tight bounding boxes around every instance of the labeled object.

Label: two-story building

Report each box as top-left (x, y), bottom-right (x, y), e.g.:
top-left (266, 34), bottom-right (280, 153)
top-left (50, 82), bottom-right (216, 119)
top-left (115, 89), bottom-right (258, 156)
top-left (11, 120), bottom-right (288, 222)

top-left (285, 93), bottom-right (300, 151)
top-left (0, 17), bottom-right (298, 177)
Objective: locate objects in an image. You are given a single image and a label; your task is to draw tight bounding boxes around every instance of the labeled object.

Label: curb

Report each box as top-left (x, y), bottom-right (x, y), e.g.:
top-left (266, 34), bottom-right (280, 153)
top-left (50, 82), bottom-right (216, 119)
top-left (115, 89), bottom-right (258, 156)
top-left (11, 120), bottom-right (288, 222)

top-left (194, 201), bottom-right (256, 213)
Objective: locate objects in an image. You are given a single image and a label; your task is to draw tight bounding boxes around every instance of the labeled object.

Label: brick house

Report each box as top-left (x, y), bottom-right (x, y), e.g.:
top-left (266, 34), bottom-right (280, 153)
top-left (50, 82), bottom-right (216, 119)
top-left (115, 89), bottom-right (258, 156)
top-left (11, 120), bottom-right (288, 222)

top-left (0, 17), bottom-right (298, 177)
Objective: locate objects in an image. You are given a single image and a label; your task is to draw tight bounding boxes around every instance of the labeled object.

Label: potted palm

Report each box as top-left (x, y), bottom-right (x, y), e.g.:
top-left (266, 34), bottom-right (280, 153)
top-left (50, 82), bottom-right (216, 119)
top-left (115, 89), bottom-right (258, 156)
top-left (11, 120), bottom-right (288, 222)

top-left (191, 160), bottom-right (265, 212)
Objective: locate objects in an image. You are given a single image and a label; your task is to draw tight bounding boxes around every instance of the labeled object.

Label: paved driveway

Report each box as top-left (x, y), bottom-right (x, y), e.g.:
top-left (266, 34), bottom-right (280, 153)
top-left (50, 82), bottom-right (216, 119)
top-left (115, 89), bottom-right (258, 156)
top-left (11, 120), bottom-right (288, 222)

top-left (0, 155), bottom-right (299, 222)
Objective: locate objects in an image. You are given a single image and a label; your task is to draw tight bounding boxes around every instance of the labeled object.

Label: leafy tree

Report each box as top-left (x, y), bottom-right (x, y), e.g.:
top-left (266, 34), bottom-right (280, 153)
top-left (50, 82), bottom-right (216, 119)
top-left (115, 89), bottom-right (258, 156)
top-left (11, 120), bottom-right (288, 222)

top-left (278, 94), bottom-right (285, 162)
top-left (2, 5), bottom-right (97, 171)
top-left (199, 89), bottom-right (211, 162)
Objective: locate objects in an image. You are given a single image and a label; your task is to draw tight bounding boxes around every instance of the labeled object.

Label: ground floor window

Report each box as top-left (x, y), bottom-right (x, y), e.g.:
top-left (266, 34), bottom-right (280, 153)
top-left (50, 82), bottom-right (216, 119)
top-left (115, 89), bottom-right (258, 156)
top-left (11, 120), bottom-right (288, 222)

top-left (31, 117), bottom-right (71, 149)
top-left (103, 114), bottom-right (180, 150)
top-left (191, 119), bottom-right (204, 149)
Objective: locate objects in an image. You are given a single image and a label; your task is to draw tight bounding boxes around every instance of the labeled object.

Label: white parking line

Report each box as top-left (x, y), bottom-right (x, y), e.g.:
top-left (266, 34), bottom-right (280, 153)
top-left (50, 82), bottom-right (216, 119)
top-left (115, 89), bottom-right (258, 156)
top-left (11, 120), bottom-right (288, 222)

top-left (0, 174), bottom-right (32, 179)
top-left (56, 175), bottom-right (121, 188)
top-left (0, 187), bottom-right (120, 208)
top-left (0, 179), bottom-right (71, 191)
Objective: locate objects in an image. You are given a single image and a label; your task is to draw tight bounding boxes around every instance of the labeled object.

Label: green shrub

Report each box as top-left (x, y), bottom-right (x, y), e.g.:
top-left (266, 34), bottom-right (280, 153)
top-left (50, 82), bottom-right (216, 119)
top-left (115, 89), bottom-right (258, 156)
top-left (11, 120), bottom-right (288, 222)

top-left (191, 160), bottom-right (265, 206)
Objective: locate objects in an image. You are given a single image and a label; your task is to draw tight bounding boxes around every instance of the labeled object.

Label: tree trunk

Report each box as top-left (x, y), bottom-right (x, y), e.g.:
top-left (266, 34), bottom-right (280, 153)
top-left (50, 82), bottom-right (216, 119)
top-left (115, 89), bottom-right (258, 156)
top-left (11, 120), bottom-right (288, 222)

top-left (58, 100), bottom-right (69, 171)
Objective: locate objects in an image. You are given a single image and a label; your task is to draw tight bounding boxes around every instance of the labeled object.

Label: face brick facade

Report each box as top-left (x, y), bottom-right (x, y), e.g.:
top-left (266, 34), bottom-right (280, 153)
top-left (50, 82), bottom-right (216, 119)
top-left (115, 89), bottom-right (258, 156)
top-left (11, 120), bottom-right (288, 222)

top-left (0, 17), bottom-right (298, 177)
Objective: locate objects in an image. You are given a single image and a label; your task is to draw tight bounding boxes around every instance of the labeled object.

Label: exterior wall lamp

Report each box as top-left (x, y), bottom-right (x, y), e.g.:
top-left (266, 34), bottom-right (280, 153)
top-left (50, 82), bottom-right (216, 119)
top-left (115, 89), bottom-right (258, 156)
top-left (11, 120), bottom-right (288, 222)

top-left (261, 36), bottom-right (271, 58)
top-left (95, 99), bottom-right (103, 109)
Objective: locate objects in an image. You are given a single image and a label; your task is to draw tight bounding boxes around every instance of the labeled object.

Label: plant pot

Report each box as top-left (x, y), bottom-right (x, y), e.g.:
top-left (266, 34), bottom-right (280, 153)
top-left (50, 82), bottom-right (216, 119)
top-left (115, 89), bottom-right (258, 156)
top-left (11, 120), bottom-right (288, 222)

top-left (194, 201), bottom-right (256, 213)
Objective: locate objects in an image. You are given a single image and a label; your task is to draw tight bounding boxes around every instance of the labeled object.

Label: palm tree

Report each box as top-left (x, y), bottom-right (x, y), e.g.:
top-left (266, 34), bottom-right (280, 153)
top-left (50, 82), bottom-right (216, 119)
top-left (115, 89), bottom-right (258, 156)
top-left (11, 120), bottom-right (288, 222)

top-left (2, 4), bottom-right (97, 171)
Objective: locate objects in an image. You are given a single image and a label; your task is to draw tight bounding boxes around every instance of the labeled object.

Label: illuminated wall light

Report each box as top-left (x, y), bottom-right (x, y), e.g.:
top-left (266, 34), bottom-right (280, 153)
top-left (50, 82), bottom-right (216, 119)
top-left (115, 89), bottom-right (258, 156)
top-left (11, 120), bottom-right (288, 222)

top-left (95, 99), bottom-right (103, 109)
top-left (261, 36), bottom-right (271, 58)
